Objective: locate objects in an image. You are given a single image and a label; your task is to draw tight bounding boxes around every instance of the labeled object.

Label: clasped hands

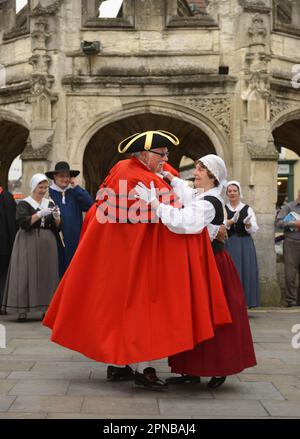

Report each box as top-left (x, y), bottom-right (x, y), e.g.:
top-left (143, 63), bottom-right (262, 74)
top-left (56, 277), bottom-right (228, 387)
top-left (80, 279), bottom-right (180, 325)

top-left (37, 206), bottom-right (61, 220)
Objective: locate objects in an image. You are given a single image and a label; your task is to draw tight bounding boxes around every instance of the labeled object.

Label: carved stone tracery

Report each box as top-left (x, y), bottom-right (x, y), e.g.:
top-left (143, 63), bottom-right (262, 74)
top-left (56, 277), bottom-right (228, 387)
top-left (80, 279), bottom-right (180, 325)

top-left (179, 97), bottom-right (231, 135)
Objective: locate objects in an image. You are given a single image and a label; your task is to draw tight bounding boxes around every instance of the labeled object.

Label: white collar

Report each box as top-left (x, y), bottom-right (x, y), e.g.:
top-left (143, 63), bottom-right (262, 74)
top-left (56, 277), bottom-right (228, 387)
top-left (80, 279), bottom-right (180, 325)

top-left (50, 183), bottom-right (71, 193)
top-left (23, 196), bottom-right (50, 210)
top-left (196, 186), bottom-right (224, 206)
top-left (226, 201), bottom-right (245, 212)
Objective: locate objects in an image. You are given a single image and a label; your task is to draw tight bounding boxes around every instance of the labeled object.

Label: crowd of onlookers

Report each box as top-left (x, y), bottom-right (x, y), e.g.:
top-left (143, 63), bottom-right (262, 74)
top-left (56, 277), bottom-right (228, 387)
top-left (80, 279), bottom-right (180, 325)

top-left (0, 161), bottom-right (93, 321)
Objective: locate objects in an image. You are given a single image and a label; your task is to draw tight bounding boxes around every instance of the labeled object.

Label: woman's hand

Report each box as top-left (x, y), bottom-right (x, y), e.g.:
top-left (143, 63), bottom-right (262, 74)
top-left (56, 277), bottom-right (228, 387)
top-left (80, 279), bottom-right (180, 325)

top-left (161, 171), bottom-right (175, 182)
top-left (134, 181), bottom-right (159, 209)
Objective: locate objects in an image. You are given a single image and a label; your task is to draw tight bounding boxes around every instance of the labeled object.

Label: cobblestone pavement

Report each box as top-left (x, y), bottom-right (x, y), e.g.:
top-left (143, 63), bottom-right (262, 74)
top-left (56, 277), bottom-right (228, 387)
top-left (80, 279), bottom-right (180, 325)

top-left (0, 309), bottom-right (300, 419)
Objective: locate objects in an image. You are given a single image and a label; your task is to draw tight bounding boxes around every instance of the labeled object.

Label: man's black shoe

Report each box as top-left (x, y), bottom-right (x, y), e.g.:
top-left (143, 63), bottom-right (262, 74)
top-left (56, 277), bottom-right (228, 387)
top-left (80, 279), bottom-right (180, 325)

top-left (134, 367), bottom-right (168, 390)
top-left (166, 375), bottom-right (201, 385)
top-left (107, 365), bottom-right (134, 381)
top-left (207, 376), bottom-right (226, 389)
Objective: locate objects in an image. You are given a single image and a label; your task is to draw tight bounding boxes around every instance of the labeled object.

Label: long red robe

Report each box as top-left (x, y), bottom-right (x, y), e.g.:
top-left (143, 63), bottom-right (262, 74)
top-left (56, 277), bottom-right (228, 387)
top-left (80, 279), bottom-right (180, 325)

top-left (43, 157), bottom-right (232, 365)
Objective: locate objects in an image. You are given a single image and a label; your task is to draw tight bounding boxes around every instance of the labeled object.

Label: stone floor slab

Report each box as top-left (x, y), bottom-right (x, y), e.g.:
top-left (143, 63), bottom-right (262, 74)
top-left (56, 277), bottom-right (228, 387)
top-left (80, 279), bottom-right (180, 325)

top-left (0, 379), bottom-right (18, 396)
top-left (212, 381), bottom-right (284, 400)
top-left (0, 396), bottom-right (16, 412)
top-left (81, 396), bottom-right (160, 416)
top-left (9, 396), bottom-right (84, 413)
top-left (261, 400), bottom-right (300, 418)
top-left (8, 379), bottom-right (70, 396)
top-left (158, 398), bottom-right (269, 417)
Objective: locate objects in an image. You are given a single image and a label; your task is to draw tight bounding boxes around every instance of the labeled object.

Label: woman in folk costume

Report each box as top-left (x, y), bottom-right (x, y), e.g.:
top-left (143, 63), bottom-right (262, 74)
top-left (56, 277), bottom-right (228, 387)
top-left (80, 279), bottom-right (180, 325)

top-left (224, 181), bottom-right (260, 308)
top-left (2, 174), bottom-right (61, 322)
top-left (135, 154), bottom-right (257, 389)
top-left (43, 131), bottom-right (232, 390)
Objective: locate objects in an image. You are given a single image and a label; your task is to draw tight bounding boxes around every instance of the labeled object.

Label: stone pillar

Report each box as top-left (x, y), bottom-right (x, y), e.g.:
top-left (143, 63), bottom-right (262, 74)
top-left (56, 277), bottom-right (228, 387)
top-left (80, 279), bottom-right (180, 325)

top-left (20, 138), bottom-right (51, 193)
top-left (134, 0), bottom-right (165, 30)
top-left (291, 0), bottom-right (300, 28)
top-left (220, 0), bottom-right (281, 305)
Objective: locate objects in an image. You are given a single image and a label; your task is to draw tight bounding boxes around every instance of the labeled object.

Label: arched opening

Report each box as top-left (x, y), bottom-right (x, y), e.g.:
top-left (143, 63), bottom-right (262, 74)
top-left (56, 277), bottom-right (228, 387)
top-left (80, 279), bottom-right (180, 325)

top-left (273, 118), bottom-right (300, 206)
top-left (0, 119), bottom-right (29, 191)
top-left (83, 113), bottom-right (216, 197)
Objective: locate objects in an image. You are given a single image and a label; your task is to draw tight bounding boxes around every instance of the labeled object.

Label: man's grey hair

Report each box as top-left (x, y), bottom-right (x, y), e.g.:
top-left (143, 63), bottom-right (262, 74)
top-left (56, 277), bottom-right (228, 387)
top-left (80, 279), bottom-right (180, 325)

top-left (131, 152), bottom-right (143, 158)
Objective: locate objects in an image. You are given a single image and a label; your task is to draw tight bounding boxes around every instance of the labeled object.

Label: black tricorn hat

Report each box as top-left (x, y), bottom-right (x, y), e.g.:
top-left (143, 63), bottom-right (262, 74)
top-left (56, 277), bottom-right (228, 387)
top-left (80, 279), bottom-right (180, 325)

top-left (118, 130), bottom-right (180, 154)
top-left (45, 161), bottom-right (80, 179)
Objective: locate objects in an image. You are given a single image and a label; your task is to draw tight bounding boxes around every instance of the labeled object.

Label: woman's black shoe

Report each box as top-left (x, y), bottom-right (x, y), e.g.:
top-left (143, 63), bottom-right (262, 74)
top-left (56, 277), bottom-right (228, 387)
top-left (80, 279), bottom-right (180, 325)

top-left (166, 375), bottom-right (201, 385)
top-left (17, 313), bottom-right (27, 323)
top-left (134, 367), bottom-right (168, 390)
top-left (207, 376), bottom-right (226, 389)
top-left (107, 365), bottom-right (134, 381)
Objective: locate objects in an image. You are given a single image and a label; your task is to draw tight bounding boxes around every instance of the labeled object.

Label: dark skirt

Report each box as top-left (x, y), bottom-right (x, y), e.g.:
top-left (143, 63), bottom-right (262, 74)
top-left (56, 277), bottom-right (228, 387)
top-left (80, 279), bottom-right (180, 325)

top-left (1, 228), bottom-right (59, 313)
top-left (168, 249), bottom-right (257, 376)
top-left (225, 234), bottom-right (260, 307)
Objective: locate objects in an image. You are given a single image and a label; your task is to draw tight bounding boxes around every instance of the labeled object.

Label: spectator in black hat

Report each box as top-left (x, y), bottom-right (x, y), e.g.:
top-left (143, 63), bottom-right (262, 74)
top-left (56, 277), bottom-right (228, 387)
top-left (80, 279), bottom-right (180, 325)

top-left (46, 162), bottom-right (93, 277)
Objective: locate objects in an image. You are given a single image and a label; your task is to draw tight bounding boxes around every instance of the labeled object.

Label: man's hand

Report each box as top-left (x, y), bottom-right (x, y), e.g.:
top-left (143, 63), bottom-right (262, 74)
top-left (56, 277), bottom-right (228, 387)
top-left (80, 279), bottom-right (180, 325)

top-left (134, 181), bottom-right (157, 205)
top-left (70, 177), bottom-right (78, 188)
top-left (293, 220), bottom-right (300, 230)
top-left (216, 225), bottom-right (227, 243)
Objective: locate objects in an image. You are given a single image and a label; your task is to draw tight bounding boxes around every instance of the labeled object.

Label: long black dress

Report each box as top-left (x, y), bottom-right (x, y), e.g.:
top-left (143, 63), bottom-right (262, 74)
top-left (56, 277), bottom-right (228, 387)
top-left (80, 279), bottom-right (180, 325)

top-left (2, 200), bottom-right (60, 314)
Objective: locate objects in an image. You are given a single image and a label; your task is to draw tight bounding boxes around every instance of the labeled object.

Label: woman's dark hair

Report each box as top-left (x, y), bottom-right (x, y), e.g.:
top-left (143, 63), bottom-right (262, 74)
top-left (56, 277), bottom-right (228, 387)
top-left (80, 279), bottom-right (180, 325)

top-left (196, 161), bottom-right (219, 187)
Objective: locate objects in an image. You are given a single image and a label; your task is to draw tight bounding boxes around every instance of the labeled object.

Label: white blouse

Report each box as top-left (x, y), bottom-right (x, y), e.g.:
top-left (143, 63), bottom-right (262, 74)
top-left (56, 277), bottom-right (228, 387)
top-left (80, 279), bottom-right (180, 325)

top-left (156, 177), bottom-right (221, 240)
top-left (225, 202), bottom-right (259, 235)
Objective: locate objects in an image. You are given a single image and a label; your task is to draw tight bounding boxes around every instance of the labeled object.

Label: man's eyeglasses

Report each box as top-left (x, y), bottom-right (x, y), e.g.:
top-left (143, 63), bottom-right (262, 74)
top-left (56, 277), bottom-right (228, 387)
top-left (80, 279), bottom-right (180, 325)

top-left (149, 150), bottom-right (169, 158)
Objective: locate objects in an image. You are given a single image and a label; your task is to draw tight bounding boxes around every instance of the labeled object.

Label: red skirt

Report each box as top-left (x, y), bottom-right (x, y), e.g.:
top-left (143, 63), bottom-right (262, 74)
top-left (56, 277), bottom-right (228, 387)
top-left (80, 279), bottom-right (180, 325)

top-left (169, 249), bottom-right (257, 376)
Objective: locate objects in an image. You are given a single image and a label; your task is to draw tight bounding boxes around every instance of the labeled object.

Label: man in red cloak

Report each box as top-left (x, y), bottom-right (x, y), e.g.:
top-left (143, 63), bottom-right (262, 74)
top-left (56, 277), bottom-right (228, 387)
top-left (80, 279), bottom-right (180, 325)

top-left (43, 130), bottom-right (232, 389)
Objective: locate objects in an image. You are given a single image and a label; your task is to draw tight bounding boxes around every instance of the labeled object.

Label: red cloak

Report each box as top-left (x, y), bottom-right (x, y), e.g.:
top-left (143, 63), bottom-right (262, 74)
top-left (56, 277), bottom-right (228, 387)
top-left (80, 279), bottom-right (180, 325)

top-left (43, 157), bottom-right (232, 364)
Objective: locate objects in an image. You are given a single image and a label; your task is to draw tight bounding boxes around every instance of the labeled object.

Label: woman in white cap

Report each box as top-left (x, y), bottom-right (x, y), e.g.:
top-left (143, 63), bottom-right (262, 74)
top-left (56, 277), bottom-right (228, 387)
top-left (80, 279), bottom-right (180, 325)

top-left (225, 181), bottom-right (260, 308)
top-left (1, 174), bottom-right (61, 322)
top-left (135, 154), bottom-right (256, 388)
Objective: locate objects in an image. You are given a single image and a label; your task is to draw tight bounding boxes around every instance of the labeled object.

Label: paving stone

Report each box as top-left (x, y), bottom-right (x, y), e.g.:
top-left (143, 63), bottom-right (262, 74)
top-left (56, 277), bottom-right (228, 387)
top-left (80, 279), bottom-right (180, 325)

top-left (67, 380), bottom-right (135, 397)
top-left (0, 373), bottom-right (9, 379)
top-left (258, 342), bottom-right (298, 351)
top-left (0, 412), bottom-right (47, 419)
top-left (31, 361), bottom-right (100, 372)
top-left (8, 370), bottom-right (91, 380)
top-left (0, 361), bottom-right (35, 372)
top-left (8, 380), bottom-right (70, 396)
top-left (238, 374), bottom-right (300, 385)
top-left (159, 398), bottom-right (269, 417)
top-left (271, 382), bottom-right (300, 401)
top-left (9, 396), bottom-right (84, 413)
top-left (261, 400), bottom-right (300, 418)
top-left (0, 379), bottom-right (18, 395)
top-left (81, 396), bottom-right (160, 416)
top-left (212, 382), bottom-right (284, 401)
top-left (0, 396), bottom-right (16, 412)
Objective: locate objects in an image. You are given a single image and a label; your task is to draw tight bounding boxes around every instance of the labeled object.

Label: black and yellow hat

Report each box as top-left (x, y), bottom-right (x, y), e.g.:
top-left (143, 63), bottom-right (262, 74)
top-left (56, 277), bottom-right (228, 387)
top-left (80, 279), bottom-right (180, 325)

top-left (118, 130), bottom-right (180, 154)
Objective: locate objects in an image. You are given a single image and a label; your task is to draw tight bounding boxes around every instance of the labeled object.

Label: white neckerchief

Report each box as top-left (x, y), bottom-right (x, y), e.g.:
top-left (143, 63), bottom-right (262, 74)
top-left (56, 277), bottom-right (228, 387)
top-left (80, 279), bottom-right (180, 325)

top-left (50, 183), bottom-right (71, 205)
top-left (23, 196), bottom-right (50, 210)
top-left (226, 201), bottom-right (245, 212)
top-left (195, 186), bottom-right (225, 206)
